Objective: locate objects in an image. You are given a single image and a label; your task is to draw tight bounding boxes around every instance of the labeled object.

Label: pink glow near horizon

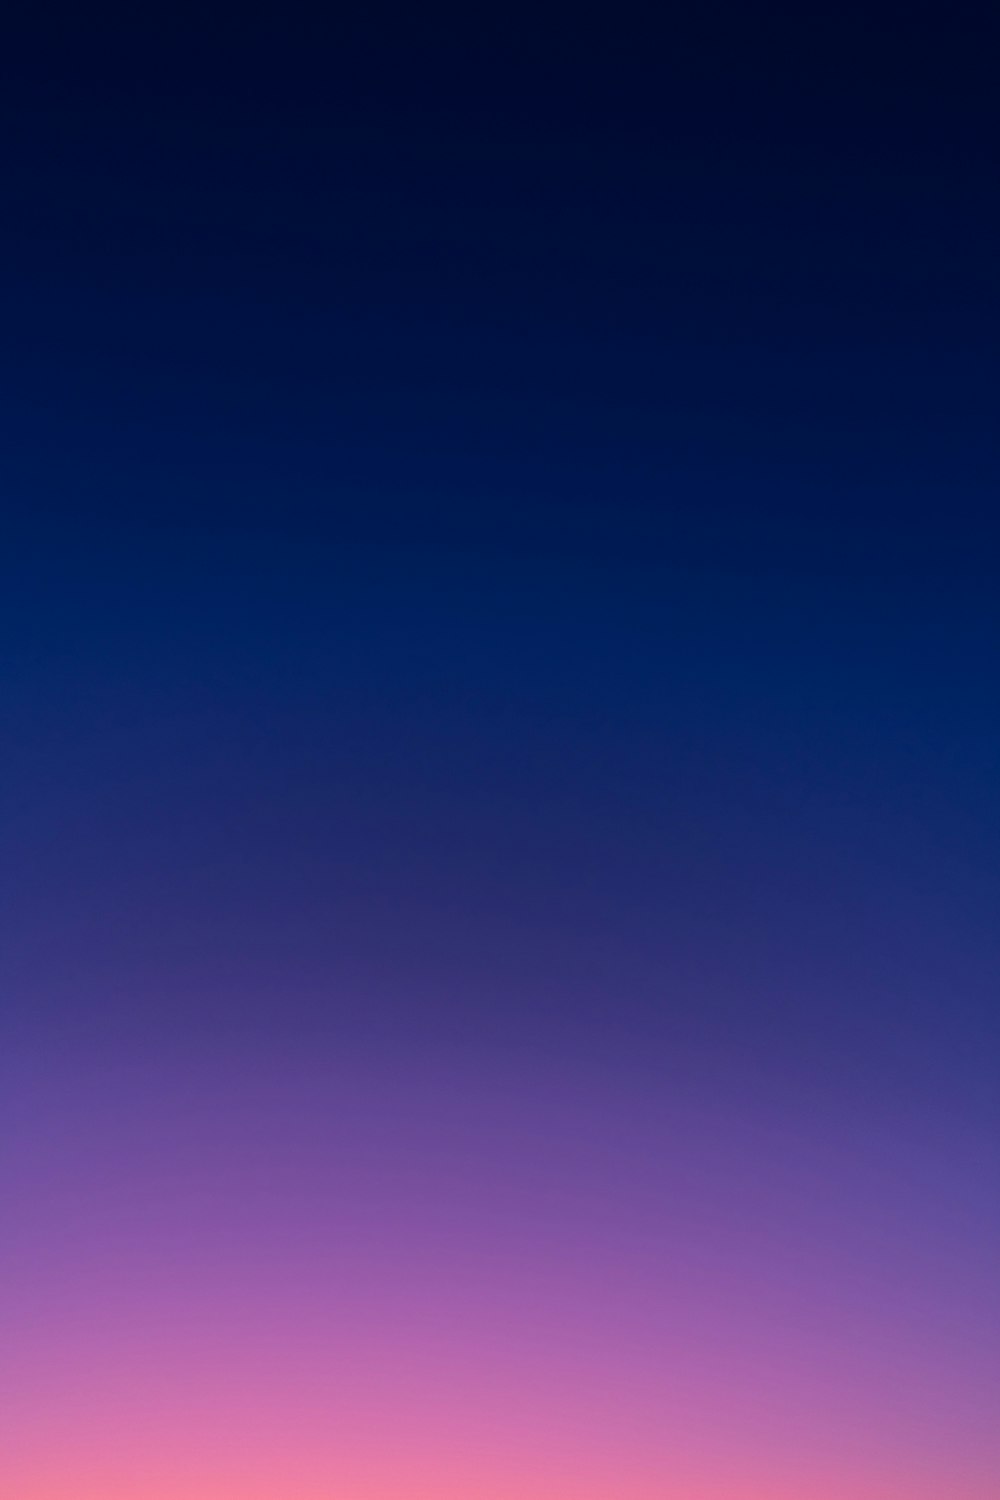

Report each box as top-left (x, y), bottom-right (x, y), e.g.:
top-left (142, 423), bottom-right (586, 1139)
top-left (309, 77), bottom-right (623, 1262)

top-left (4, 1040), bottom-right (997, 1499)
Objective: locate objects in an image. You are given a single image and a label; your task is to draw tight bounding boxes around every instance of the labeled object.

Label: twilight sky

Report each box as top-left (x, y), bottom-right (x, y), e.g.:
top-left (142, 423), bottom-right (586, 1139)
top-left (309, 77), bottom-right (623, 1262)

top-left (3, 10), bottom-right (999, 1499)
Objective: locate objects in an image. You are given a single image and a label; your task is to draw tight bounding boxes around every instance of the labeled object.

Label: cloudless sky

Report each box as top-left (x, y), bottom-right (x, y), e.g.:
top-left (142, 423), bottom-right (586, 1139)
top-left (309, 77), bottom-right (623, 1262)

top-left (3, 9), bottom-right (998, 1498)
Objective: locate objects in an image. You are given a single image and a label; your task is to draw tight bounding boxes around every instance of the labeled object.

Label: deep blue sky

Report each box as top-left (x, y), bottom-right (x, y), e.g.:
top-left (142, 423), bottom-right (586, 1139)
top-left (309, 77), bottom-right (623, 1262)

top-left (3, 8), bottom-right (998, 1119)
top-left (4, 8), bottom-right (998, 564)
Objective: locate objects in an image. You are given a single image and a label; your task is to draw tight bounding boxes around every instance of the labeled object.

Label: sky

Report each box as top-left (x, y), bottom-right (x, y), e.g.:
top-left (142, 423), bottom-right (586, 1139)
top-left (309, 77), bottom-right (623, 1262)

top-left (2, 10), bottom-right (999, 1499)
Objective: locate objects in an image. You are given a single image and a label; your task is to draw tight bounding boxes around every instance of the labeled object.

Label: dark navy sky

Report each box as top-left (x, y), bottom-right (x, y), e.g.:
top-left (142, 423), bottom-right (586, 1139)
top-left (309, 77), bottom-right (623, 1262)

top-left (4, 10), bottom-right (999, 1108)
top-left (5, 10), bottom-right (998, 560)
top-left (3, 15), bottom-right (1000, 1497)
